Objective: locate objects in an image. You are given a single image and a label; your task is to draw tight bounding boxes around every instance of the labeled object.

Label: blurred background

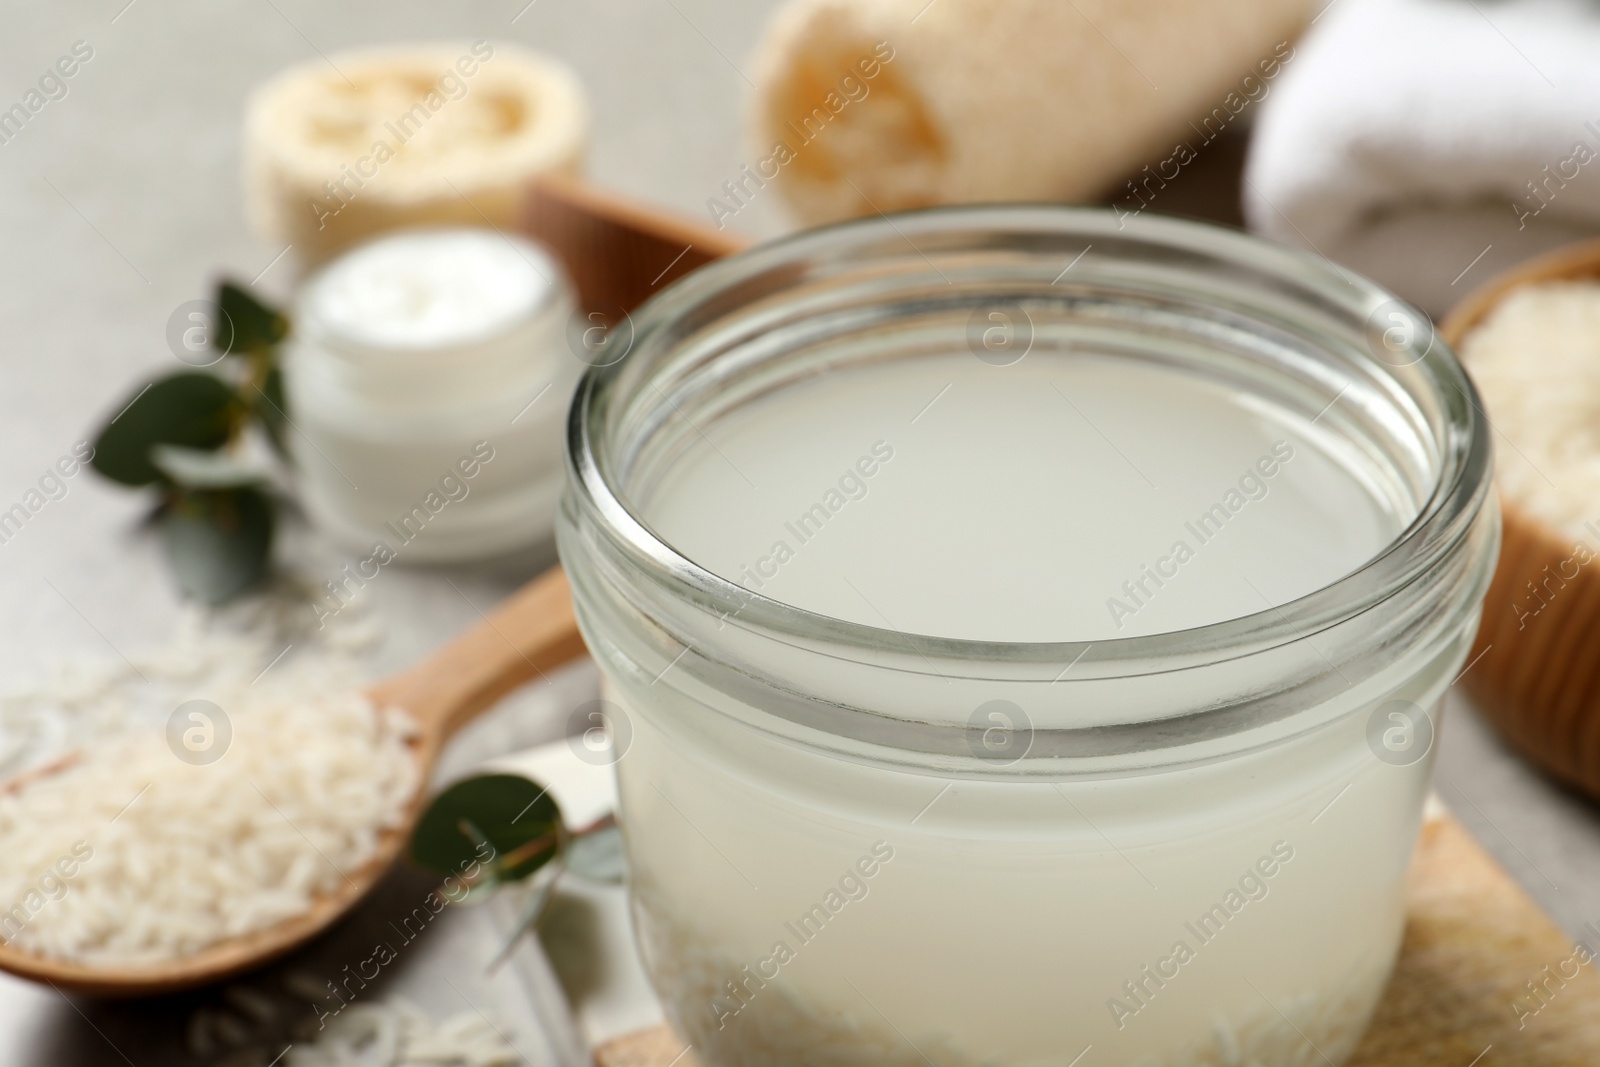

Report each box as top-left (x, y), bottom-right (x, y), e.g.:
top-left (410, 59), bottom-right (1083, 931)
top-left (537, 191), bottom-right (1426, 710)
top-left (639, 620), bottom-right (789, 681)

top-left (6, 0), bottom-right (1600, 1062)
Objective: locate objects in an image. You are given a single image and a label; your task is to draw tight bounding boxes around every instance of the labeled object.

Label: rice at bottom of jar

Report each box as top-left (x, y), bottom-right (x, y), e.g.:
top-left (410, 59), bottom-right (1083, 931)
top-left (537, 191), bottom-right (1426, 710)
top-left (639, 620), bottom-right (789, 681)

top-left (632, 877), bottom-right (1392, 1067)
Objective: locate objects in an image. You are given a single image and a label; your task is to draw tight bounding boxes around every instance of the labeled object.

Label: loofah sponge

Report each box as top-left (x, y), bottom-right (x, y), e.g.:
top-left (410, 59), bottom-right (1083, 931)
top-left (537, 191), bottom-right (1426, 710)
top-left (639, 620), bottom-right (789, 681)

top-left (243, 41), bottom-right (587, 264)
top-left (743, 0), bottom-right (1312, 227)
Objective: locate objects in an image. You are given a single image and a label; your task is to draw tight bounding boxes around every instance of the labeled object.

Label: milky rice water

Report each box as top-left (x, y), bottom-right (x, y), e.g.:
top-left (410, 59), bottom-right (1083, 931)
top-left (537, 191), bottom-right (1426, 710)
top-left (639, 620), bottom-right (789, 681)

top-left (557, 208), bottom-right (1499, 1066)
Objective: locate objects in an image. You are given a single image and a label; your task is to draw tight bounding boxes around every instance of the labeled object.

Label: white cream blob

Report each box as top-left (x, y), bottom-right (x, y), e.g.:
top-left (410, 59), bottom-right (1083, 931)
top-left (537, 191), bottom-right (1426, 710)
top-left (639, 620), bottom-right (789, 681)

top-left (303, 228), bottom-right (560, 351)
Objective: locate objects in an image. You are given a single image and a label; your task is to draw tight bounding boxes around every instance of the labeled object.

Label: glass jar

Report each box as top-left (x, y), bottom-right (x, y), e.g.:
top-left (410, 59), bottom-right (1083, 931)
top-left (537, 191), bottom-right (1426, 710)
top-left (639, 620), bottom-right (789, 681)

top-left (284, 227), bottom-right (581, 562)
top-left (557, 207), bottom-right (1498, 1067)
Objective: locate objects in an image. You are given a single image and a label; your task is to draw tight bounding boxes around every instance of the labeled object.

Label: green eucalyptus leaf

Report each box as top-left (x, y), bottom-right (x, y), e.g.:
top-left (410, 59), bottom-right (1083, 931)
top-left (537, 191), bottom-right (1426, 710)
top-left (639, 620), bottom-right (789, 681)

top-left (150, 444), bottom-right (269, 489)
top-left (565, 824), bottom-right (626, 884)
top-left (410, 774), bottom-right (563, 886)
top-left (91, 373), bottom-right (237, 486)
top-left (158, 485), bottom-right (274, 604)
top-left (216, 281), bottom-right (288, 356)
top-left (251, 364), bottom-right (290, 460)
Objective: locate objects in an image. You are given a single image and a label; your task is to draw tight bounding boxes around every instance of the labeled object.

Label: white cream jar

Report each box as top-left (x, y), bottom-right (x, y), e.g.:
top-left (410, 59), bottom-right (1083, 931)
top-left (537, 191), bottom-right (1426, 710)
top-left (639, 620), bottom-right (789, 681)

top-left (284, 227), bottom-right (579, 561)
top-left (558, 208), bottom-right (1499, 1066)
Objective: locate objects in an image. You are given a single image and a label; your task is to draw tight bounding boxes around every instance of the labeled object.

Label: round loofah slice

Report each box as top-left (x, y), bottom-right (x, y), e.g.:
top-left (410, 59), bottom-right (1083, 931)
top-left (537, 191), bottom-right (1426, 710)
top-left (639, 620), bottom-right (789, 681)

top-left (243, 41), bottom-right (587, 264)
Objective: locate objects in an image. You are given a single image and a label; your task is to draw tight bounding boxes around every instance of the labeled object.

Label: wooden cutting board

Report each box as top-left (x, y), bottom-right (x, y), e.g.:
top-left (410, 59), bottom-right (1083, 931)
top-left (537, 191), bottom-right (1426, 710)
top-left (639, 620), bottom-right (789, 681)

top-left (594, 814), bottom-right (1600, 1067)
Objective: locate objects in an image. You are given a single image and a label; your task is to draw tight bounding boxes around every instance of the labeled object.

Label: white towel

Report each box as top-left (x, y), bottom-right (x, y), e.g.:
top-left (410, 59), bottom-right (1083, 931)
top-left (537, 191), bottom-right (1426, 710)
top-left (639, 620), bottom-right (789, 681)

top-left (1243, 0), bottom-right (1600, 315)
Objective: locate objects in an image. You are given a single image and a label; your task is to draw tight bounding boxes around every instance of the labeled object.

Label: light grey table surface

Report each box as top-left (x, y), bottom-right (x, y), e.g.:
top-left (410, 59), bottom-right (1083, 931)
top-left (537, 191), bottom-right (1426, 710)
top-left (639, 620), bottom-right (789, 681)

top-left (2, 1), bottom-right (1599, 1064)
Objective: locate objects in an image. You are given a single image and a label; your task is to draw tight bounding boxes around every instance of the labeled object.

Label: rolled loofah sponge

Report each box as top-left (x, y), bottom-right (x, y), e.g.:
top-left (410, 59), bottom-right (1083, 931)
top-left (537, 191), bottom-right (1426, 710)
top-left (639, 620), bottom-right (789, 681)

top-left (244, 41), bottom-right (587, 264)
top-left (744, 0), bottom-right (1312, 226)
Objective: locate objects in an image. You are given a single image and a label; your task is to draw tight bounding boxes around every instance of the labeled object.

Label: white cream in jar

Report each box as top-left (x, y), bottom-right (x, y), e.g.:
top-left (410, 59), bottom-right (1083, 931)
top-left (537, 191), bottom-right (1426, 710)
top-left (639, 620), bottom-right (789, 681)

top-left (285, 227), bottom-right (580, 561)
top-left (558, 208), bottom-right (1499, 1066)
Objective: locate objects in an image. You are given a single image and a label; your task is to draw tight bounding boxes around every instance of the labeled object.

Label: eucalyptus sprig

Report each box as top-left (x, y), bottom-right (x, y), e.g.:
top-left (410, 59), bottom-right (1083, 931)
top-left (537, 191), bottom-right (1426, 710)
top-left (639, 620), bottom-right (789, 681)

top-left (90, 281), bottom-right (291, 604)
top-left (410, 772), bottom-right (625, 966)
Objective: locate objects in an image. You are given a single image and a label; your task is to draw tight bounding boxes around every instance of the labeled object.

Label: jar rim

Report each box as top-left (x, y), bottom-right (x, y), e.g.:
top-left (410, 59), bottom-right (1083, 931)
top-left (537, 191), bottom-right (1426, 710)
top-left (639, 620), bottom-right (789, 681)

top-left (564, 205), bottom-right (1494, 674)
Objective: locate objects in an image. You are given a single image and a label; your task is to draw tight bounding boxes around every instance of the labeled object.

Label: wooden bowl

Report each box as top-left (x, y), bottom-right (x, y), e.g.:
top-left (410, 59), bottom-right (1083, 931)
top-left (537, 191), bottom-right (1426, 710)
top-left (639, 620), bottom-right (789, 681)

top-left (1440, 238), bottom-right (1600, 796)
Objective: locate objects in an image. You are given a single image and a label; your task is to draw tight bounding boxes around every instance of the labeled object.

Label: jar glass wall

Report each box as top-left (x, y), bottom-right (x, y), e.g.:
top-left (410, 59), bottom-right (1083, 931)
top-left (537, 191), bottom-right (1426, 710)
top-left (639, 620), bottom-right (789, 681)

top-left (557, 207), bottom-right (1499, 1067)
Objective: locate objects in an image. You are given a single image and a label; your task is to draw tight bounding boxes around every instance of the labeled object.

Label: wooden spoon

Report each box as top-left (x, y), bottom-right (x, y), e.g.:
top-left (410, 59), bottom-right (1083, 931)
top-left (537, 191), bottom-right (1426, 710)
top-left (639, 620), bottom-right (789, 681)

top-left (0, 564), bottom-right (588, 997)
